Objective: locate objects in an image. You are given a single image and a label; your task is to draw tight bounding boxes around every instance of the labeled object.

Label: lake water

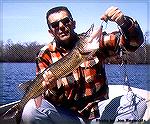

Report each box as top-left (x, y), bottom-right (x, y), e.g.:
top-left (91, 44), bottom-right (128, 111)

top-left (0, 63), bottom-right (149, 105)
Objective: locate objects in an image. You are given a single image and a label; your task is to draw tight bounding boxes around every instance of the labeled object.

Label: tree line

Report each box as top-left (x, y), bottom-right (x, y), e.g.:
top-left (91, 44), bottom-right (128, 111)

top-left (0, 40), bottom-right (44, 62)
top-left (105, 43), bottom-right (150, 64)
top-left (0, 32), bottom-right (149, 64)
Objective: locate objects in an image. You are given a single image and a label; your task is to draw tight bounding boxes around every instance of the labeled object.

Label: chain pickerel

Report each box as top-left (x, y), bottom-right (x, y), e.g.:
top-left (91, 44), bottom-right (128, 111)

top-left (2, 24), bottom-right (102, 122)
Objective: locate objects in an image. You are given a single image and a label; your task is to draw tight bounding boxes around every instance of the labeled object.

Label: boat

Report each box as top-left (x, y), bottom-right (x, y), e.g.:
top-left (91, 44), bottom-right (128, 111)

top-left (0, 84), bottom-right (150, 124)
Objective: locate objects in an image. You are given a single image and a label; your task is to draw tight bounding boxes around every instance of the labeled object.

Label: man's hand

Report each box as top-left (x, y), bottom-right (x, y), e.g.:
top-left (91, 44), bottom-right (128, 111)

top-left (34, 70), bottom-right (55, 108)
top-left (42, 70), bottom-right (54, 86)
top-left (101, 6), bottom-right (125, 26)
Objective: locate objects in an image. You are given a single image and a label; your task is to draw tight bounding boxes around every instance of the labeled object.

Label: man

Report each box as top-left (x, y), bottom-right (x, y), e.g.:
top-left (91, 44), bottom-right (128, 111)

top-left (22, 6), bottom-right (145, 124)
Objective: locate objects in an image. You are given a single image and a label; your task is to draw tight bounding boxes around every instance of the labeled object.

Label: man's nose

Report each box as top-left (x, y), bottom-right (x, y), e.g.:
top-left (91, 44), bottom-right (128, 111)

top-left (59, 21), bottom-right (65, 29)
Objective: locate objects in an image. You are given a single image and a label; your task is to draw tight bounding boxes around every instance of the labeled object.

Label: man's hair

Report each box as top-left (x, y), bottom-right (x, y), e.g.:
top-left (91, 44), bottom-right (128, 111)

top-left (46, 6), bottom-right (73, 29)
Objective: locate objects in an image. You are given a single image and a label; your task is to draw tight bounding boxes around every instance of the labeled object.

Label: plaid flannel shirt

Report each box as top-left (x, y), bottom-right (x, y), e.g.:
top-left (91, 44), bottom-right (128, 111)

top-left (35, 16), bottom-right (143, 120)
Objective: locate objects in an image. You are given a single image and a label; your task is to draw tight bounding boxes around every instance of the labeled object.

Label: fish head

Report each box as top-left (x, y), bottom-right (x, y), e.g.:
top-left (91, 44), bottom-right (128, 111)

top-left (77, 24), bottom-right (102, 57)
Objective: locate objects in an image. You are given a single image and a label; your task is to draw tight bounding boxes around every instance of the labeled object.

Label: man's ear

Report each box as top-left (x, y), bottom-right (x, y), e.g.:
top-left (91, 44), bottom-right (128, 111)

top-left (48, 29), bottom-right (55, 37)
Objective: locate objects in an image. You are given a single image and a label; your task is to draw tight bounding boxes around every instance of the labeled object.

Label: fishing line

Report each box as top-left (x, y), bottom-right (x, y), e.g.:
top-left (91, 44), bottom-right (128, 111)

top-left (118, 29), bottom-right (148, 120)
top-left (116, 24), bottom-right (133, 93)
top-left (101, 18), bottom-right (132, 92)
top-left (101, 17), bottom-right (148, 121)
top-left (122, 52), bottom-right (132, 92)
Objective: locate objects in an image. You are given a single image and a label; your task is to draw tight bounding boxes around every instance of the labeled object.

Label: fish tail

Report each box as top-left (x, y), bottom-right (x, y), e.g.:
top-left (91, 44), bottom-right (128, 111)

top-left (2, 103), bottom-right (21, 120)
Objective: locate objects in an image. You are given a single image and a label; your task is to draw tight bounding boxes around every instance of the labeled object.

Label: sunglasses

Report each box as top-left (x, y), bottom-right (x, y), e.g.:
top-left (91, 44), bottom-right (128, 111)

top-left (50, 17), bottom-right (72, 29)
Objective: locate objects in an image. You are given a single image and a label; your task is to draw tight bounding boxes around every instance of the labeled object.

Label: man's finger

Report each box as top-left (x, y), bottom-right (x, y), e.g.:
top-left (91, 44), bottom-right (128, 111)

top-left (100, 6), bottom-right (119, 22)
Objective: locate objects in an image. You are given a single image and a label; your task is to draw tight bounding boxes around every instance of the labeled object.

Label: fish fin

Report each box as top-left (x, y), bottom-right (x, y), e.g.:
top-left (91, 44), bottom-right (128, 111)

top-left (2, 104), bottom-right (20, 120)
top-left (18, 80), bottom-right (32, 93)
top-left (84, 24), bottom-right (94, 38)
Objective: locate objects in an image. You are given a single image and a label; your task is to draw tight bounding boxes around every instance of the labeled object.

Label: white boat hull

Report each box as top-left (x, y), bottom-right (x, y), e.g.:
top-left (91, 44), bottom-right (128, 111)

top-left (108, 85), bottom-right (150, 122)
top-left (0, 85), bottom-right (149, 124)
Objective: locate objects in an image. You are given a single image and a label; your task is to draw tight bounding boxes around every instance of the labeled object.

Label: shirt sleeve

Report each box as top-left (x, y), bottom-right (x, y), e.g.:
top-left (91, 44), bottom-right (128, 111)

top-left (119, 16), bottom-right (144, 51)
top-left (99, 16), bottom-right (144, 58)
top-left (35, 47), bottom-right (52, 75)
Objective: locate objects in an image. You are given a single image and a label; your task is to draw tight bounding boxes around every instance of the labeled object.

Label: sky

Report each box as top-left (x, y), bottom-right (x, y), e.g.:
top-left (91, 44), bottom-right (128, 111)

top-left (1, 0), bottom-right (150, 45)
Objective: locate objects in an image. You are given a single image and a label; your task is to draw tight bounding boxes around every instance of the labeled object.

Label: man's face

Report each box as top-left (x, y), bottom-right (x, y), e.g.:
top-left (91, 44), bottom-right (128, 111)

top-left (48, 10), bottom-right (76, 43)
